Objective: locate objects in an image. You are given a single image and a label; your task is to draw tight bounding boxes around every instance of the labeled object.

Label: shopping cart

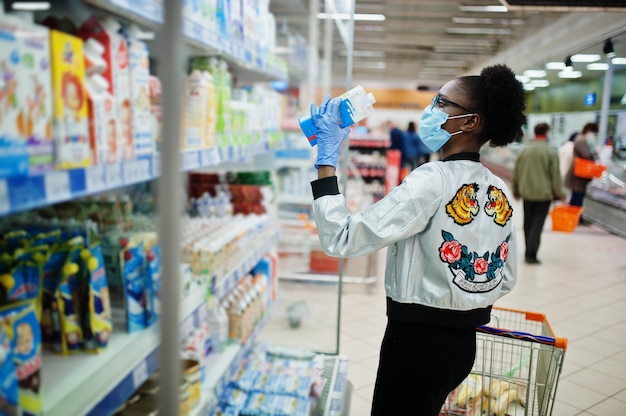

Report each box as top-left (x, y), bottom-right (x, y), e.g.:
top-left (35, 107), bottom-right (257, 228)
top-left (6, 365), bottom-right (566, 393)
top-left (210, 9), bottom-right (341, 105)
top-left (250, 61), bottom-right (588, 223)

top-left (440, 307), bottom-right (568, 416)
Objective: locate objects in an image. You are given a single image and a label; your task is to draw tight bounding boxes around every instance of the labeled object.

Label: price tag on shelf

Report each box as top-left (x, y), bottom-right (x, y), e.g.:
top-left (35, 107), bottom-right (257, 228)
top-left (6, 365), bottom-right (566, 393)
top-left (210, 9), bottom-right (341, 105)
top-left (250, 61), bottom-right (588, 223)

top-left (153, 154), bottom-right (161, 176)
top-left (199, 149), bottom-right (211, 167)
top-left (181, 151), bottom-right (200, 171)
top-left (0, 180), bottom-right (9, 214)
top-left (123, 160), bottom-right (151, 184)
top-left (44, 171), bottom-right (71, 203)
top-left (132, 360), bottom-right (149, 390)
top-left (106, 163), bottom-right (123, 188)
top-left (85, 165), bottom-right (106, 193)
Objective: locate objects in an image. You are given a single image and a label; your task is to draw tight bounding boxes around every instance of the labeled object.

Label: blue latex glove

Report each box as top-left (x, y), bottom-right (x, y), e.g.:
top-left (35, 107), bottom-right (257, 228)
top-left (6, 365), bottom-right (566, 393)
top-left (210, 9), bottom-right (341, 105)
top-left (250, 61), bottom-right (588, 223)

top-left (311, 96), bottom-right (351, 169)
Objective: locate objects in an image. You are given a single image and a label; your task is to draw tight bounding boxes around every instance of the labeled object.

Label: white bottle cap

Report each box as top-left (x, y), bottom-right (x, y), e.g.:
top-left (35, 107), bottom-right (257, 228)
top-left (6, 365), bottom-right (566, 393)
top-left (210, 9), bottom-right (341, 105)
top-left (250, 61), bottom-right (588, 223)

top-left (367, 93), bottom-right (376, 105)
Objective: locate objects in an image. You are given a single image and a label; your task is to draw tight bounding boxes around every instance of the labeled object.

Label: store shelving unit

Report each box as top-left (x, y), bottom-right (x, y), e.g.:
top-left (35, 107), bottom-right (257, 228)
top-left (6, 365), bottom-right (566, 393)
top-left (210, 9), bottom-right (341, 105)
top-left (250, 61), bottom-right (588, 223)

top-left (0, 1), bottom-right (355, 414)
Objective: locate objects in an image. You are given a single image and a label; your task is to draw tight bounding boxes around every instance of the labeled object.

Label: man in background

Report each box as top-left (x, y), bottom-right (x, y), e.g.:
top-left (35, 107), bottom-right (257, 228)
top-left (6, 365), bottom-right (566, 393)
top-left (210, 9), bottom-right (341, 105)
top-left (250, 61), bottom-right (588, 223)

top-left (512, 123), bottom-right (566, 264)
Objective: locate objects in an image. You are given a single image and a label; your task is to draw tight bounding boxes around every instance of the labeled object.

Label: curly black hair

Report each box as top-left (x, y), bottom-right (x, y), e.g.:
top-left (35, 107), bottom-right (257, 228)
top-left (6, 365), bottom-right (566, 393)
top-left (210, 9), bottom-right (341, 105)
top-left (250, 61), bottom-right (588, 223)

top-left (457, 64), bottom-right (527, 147)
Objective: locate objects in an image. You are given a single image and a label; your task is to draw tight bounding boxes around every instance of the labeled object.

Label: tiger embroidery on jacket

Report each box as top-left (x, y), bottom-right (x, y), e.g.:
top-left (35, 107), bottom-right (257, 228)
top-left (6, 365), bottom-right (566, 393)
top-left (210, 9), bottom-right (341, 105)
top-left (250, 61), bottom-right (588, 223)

top-left (446, 183), bottom-right (480, 225)
top-left (484, 185), bottom-right (513, 226)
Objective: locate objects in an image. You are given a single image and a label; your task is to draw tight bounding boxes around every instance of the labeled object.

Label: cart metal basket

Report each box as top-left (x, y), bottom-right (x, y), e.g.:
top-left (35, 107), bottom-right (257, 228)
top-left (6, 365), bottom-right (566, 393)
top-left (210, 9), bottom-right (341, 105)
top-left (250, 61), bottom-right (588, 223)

top-left (440, 307), bottom-right (568, 416)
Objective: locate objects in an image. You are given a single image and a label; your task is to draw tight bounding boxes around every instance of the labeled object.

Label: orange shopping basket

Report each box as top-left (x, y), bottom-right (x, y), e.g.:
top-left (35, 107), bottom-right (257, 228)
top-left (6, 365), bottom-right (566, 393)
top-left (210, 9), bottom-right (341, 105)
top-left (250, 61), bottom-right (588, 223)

top-left (573, 157), bottom-right (606, 179)
top-left (441, 307), bottom-right (568, 415)
top-left (550, 205), bottom-right (583, 232)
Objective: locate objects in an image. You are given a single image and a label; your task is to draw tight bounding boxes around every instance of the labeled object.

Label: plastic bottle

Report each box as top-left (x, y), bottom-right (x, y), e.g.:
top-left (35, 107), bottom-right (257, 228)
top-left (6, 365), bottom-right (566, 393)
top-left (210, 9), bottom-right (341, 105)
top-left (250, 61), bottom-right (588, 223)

top-left (298, 85), bottom-right (376, 146)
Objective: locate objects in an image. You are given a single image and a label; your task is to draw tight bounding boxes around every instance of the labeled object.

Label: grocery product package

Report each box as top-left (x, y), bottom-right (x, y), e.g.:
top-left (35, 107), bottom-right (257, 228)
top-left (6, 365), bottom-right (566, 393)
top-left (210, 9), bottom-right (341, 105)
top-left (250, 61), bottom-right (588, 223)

top-left (77, 16), bottom-right (131, 162)
top-left (0, 16), bottom-right (54, 178)
top-left (49, 30), bottom-right (91, 169)
top-left (0, 300), bottom-right (43, 416)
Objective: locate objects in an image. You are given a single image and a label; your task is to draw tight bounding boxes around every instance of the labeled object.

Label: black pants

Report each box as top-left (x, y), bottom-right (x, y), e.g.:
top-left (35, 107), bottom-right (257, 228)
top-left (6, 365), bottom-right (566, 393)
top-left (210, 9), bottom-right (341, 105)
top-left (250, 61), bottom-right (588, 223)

top-left (371, 320), bottom-right (476, 415)
top-left (522, 200), bottom-right (551, 261)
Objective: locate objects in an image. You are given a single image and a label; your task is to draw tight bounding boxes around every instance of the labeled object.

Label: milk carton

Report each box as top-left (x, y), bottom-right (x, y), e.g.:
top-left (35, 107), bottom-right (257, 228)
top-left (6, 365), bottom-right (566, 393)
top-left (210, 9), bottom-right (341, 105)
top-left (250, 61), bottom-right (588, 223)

top-left (77, 16), bottom-right (131, 162)
top-left (86, 74), bottom-right (117, 165)
top-left (122, 26), bottom-right (152, 159)
top-left (49, 30), bottom-right (91, 169)
top-left (0, 16), bottom-right (54, 177)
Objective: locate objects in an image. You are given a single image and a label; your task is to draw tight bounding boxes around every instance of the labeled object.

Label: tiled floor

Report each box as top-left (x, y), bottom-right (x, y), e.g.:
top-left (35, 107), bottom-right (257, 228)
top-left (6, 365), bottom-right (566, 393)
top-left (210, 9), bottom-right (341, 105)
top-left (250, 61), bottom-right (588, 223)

top-left (339, 197), bottom-right (626, 416)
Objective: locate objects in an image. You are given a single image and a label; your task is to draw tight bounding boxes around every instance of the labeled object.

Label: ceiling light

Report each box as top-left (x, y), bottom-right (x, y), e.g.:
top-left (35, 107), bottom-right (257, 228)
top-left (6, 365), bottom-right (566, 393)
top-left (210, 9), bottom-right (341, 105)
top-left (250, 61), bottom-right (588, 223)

top-left (531, 80), bottom-right (550, 87)
top-left (523, 84), bottom-right (536, 91)
top-left (545, 62), bottom-right (565, 70)
top-left (317, 13), bottom-right (385, 21)
top-left (571, 54), bottom-right (601, 62)
top-left (459, 5), bottom-right (508, 12)
top-left (558, 70), bottom-right (582, 79)
top-left (446, 27), bottom-right (513, 35)
top-left (516, 75), bottom-right (530, 83)
top-left (10, 1), bottom-right (50, 10)
top-left (603, 38), bottom-right (615, 56)
top-left (523, 69), bottom-right (546, 78)
top-left (587, 63), bottom-right (609, 70)
top-left (613, 57), bottom-right (626, 65)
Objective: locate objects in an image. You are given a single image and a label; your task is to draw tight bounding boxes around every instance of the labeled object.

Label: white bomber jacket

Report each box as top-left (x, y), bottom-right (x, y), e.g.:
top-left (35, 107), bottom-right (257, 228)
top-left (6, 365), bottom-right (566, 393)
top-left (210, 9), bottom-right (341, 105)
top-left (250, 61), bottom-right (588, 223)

top-left (311, 153), bottom-right (517, 328)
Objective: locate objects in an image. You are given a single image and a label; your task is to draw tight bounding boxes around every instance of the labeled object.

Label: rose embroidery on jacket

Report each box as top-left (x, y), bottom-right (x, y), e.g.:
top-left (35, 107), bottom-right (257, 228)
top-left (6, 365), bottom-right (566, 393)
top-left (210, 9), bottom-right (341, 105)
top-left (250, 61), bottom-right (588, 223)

top-left (439, 230), bottom-right (510, 293)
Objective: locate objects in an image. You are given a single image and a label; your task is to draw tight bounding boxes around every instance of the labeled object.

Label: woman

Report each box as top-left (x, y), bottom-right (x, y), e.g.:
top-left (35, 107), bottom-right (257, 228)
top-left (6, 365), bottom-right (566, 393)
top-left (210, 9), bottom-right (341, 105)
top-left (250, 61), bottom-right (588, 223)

top-left (307, 64), bottom-right (525, 415)
top-left (564, 122), bottom-right (598, 218)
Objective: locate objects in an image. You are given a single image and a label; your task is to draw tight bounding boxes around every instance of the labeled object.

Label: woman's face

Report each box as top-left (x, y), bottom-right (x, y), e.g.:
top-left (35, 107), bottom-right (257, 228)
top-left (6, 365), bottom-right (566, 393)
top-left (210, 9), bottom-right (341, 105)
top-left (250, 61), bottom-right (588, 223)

top-left (434, 79), bottom-right (481, 152)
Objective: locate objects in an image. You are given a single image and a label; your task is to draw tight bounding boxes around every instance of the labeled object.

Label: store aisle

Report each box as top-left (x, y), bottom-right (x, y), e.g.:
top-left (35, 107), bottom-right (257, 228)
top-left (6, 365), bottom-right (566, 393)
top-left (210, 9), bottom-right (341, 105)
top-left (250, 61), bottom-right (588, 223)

top-left (340, 197), bottom-right (626, 416)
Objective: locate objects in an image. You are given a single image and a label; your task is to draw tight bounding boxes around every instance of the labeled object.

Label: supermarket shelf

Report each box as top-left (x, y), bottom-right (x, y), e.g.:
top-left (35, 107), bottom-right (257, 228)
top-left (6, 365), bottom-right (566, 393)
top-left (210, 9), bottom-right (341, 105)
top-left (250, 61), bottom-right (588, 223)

top-left (201, 312), bottom-right (271, 413)
top-left (83, 1), bottom-right (286, 83)
top-left (211, 229), bottom-right (280, 302)
top-left (84, 0), bottom-right (163, 26)
top-left (42, 280), bottom-right (208, 416)
top-left (0, 141), bottom-right (271, 217)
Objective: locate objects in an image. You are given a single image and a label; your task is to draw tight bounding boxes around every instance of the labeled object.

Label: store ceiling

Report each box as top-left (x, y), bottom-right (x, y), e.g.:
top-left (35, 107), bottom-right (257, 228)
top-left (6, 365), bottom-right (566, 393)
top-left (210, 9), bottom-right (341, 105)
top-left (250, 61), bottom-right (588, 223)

top-left (269, 0), bottom-right (626, 91)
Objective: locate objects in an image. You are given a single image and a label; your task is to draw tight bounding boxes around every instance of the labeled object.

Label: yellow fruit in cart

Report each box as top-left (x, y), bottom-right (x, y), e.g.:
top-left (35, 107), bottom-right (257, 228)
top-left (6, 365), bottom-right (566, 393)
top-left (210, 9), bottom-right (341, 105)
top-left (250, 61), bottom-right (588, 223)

top-left (455, 374), bottom-right (482, 407)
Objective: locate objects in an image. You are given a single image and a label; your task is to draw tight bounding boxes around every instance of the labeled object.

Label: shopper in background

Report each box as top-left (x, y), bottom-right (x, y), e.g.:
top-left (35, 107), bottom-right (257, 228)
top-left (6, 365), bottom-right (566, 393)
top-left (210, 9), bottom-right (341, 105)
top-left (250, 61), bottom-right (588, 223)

top-left (564, 122), bottom-right (599, 224)
top-left (559, 132), bottom-right (577, 181)
top-left (404, 121), bottom-right (422, 170)
top-left (512, 123), bottom-right (566, 265)
top-left (307, 64), bottom-right (524, 415)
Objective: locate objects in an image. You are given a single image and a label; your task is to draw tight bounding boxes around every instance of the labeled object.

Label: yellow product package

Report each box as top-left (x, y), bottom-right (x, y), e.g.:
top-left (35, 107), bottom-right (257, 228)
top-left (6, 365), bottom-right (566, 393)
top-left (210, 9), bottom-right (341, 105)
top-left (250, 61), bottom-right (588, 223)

top-left (55, 240), bottom-right (85, 355)
top-left (81, 243), bottom-right (112, 353)
top-left (49, 30), bottom-right (91, 169)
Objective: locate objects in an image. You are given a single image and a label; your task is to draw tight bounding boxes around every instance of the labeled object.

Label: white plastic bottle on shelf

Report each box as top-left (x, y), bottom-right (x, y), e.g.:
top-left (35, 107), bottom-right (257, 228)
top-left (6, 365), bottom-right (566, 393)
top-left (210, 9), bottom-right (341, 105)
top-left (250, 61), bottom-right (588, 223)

top-left (298, 85), bottom-right (376, 146)
top-left (207, 300), bottom-right (229, 353)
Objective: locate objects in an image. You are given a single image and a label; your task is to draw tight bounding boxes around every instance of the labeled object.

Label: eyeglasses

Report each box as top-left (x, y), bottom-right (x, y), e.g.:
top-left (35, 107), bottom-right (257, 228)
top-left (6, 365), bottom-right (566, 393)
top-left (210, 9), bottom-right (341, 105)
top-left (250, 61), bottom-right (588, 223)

top-left (431, 95), bottom-right (474, 113)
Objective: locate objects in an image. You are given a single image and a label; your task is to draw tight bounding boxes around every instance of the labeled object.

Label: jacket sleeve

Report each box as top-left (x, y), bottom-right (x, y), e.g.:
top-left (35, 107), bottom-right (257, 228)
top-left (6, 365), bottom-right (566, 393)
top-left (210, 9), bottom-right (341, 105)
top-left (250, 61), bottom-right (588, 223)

top-left (311, 165), bottom-right (443, 258)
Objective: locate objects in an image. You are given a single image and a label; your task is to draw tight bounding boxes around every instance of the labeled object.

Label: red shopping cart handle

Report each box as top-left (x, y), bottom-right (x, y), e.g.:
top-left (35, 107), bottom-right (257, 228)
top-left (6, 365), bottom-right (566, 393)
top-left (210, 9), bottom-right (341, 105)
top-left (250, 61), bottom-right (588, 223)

top-left (477, 325), bottom-right (568, 350)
